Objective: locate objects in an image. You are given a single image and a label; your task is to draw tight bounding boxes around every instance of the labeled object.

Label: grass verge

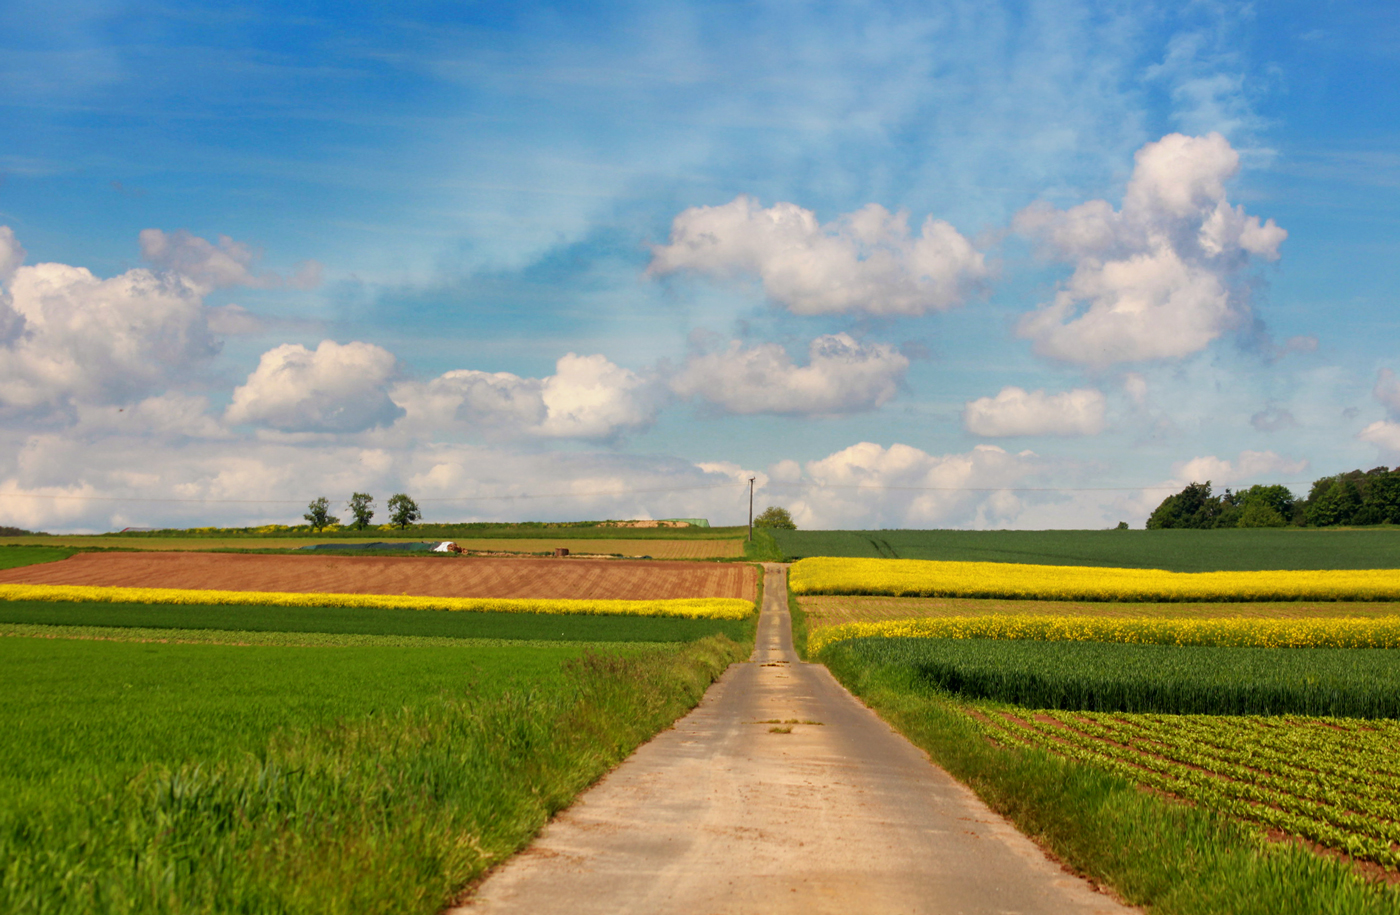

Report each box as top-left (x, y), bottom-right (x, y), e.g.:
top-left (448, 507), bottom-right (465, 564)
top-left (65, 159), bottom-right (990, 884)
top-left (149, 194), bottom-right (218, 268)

top-left (1, 634), bottom-right (746, 914)
top-left (821, 649), bottom-right (1400, 914)
top-left (743, 529), bottom-right (783, 562)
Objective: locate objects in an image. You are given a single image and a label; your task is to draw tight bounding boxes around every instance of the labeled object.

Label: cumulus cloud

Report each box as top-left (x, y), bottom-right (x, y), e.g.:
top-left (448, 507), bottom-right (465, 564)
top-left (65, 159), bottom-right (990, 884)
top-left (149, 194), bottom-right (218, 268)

top-left (767, 441), bottom-right (1043, 529)
top-left (1359, 421), bottom-right (1400, 454)
top-left (140, 228), bottom-right (323, 291)
top-left (225, 340), bottom-right (404, 434)
top-left (0, 251), bottom-right (219, 412)
top-left (648, 196), bottom-right (988, 316)
top-left (1015, 132), bottom-right (1286, 366)
top-left (963, 386), bottom-right (1106, 437)
top-left (670, 333), bottom-right (908, 416)
top-left (392, 353), bottom-right (663, 442)
top-left (1170, 450), bottom-right (1307, 488)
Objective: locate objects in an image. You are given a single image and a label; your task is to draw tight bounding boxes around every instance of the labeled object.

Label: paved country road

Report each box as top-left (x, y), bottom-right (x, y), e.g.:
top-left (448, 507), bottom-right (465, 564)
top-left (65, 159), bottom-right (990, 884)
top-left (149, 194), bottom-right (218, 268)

top-left (455, 564), bottom-right (1136, 915)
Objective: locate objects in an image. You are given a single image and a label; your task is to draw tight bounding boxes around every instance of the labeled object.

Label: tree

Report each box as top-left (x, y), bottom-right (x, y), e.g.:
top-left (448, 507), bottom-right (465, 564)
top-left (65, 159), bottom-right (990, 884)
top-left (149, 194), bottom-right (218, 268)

top-left (348, 492), bottom-right (375, 530)
top-left (303, 496), bottom-right (339, 532)
top-left (387, 493), bottom-right (421, 529)
top-left (1236, 500), bottom-right (1287, 528)
top-left (1146, 482), bottom-right (1221, 529)
top-left (753, 506), bottom-right (796, 530)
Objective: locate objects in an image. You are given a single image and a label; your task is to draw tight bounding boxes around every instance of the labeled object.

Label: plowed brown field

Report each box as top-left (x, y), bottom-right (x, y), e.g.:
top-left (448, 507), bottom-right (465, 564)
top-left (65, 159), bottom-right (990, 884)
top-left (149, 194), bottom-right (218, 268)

top-left (0, 552), bottom-right (756, 601)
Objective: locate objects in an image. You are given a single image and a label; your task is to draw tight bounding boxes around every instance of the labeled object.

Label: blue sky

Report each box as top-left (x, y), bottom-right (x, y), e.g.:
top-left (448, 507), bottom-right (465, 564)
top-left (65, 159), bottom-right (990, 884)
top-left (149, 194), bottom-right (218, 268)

top-left (1, 0), bottom-right (1398, 531)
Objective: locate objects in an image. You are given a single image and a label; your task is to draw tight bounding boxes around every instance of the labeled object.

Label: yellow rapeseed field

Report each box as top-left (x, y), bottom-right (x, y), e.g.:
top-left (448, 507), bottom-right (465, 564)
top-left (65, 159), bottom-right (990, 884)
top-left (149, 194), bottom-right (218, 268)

top-left (789, 557), bottom-right (1400, 603)
top-left (807, 614), bottom-right (1400, 654)
top-left (0, 583), bottom-right (754, 620)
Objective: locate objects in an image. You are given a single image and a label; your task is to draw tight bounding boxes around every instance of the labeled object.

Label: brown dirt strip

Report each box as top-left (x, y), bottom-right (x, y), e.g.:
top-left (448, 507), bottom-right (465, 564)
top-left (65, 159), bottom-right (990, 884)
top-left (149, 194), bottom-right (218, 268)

top-left (799, 594), bottom-right (1400, 627)
top-left (0, 536), bottom-right (743, 558)
top-left (0, 552), bottom-right (756, 601)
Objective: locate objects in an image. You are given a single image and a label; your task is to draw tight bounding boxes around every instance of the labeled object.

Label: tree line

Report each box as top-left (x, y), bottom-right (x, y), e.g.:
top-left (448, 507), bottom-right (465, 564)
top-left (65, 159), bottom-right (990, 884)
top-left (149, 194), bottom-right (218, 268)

top-left (1146, 467), bottom-right (1400, 529)
top-left (303, 493), bottom-right (421, 532)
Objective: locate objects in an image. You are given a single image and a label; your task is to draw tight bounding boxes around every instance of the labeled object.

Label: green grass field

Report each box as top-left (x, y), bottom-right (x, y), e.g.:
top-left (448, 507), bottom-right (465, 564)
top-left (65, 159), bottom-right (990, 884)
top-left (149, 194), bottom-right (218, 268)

top-left (0, 545), bottom-right (74, 569)
top-left (771, 527), bottom-right (1400, 570)
top-left (0, 533), bottom-right (752, 915)
top-left (0, 598), bottom-right (751, 643)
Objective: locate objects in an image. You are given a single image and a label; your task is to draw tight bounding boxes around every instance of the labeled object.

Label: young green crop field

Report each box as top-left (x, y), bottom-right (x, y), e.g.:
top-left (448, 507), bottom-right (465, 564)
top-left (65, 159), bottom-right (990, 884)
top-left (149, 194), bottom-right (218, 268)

top-left (772, 527), bottom-right (1400, 571)
top-left (821, 636), bottom-right (1400, 717)
top-left (0, 542), bottom-right (752, 914)
top-left (0, 597), bottom-right (751, 643)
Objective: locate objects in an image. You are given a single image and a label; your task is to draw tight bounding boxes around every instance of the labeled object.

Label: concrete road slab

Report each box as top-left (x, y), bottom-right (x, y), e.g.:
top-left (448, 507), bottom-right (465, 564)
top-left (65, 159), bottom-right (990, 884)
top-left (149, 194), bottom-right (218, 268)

top-left (453, 564), bottom-right (1136, 915)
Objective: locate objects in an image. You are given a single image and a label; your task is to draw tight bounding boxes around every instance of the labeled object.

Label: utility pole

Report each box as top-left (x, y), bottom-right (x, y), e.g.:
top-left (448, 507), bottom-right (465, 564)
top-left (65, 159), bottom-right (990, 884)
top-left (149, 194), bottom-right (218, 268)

top-left (747, 477), bottom-right (755, 542)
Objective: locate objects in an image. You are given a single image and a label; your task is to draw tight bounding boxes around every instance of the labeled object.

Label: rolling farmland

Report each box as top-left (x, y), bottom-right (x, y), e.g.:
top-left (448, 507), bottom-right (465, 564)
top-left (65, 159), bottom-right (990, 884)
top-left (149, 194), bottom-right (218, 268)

top-left (0, 535), bottom-right (744, 558)
top-left (0, 545), bottom-right (753, 913)
top-left (807, 543), bottom-right (1400, 898)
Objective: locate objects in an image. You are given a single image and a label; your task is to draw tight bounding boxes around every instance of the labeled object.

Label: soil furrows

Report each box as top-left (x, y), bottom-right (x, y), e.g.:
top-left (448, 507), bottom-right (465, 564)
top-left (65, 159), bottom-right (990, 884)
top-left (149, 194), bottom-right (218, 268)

top-left (0, 552), bottom-right (756, 601)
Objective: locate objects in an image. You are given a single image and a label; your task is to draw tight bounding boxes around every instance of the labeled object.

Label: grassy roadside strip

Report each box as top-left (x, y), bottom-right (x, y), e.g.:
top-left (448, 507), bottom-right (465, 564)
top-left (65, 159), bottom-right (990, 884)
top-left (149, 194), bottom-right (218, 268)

top-left (820, 652), bottom-right (1400, 915)
top-left (0, 583), bottom-right (753, 619)
top-left (743, 530), bottom-right (783, 562)
top-left (789, 585), bottom-right (809, 659)
top-left (2, 635), bottom-right (748, 915)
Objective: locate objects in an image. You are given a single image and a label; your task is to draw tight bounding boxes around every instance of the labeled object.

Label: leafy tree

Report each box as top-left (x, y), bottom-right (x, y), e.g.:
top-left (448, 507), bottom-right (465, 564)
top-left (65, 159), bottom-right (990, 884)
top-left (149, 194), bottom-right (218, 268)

top-left (1236, 501), bottom-right (1287, 528)
top-left (1306, 476), bottom-right (1363, 527)
top-left (753, 506), bottom-right (797, 530)
top-left (348, 492), bottom-right (375, 530)
top-left (303, 497), bottom-right (339, 532)
top-left (1146, 482), bottom-right (1221, 529)
top-left (387, 493), bottom-right (421, 529)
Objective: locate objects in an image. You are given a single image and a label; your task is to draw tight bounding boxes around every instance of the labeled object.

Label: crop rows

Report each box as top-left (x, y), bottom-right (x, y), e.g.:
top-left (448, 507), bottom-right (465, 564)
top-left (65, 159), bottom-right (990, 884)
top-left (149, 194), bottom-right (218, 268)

top-left (807, 614), bottom-right (1400, 653)
top-left (790, 557), bottom-right (1400, 602)
top-left (970, 708), bottom-right (1400, 867)
top-left (820, 636), bottom-right (1400, 717)
top-left (0, 583), bottom-right (754, 619)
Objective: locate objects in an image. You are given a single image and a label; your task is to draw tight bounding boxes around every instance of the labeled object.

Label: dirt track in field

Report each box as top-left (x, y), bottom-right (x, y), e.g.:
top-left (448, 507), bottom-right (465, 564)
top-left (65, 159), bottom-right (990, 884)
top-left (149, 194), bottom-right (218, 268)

top-left (0, 552), bottom-right (755, 601)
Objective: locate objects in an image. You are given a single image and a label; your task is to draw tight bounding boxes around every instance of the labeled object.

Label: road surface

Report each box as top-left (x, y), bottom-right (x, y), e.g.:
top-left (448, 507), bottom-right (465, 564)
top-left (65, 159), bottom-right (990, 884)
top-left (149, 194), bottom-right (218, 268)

top-left (455, 564), bottom-right (1135, 914)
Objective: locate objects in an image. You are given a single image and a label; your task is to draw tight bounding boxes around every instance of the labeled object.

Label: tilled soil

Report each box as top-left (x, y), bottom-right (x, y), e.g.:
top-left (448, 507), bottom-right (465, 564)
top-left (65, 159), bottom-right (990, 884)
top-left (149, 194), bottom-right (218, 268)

top-left (0, 552), bottom-right (755, 601)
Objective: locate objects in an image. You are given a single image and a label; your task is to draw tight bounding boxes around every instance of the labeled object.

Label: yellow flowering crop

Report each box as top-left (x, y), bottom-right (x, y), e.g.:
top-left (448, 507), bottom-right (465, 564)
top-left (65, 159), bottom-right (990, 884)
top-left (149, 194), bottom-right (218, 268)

top-left (790, 557), bottom-right (1400, 603)
top-left (0, 583), bottom-right (754, 620)
top-left (808, 614), bottom-right (1400, 654)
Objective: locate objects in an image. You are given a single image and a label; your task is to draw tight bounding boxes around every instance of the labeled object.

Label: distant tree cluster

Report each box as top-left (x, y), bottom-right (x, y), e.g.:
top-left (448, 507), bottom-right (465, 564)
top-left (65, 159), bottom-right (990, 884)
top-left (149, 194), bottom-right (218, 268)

top-left (1146, 467), bottom-right (1400, 529)
top-left (753, 506), bottom-right (797, 530)
top-left (302, 493), bottom-right (421, 531)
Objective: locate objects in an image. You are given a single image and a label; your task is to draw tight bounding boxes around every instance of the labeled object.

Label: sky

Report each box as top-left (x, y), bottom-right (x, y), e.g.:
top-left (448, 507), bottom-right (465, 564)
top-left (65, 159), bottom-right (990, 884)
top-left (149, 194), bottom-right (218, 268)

top-left (1, 0), bottom-right (1398, 532)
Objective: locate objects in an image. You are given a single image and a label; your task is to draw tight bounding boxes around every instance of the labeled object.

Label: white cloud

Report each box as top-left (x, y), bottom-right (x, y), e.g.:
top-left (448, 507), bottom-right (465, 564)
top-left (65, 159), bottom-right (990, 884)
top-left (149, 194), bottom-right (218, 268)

top-left (392, 353), bottom-right (662, 442)
top-left (768, 441), bottom-right (1043, 529)
top-left (0, 226), bottom-right (24, 286)
top-left (671, 333), bottom-right (908, 416)
top-left (538, 353), bottom-right (661, 439)
top-left (963, 386), bottom-right (1106, 437)
top-left (648, 196), bottom-right (987, 316)
top-left (225, 340), bottom-right (404, 434)
top-left (1359, 421), bottom-right (1400, 454)
top-left (1015, 132), bottom-right (1286, 366)
top-left (1170, 449), bottom-right (1307, 488)
top-left (74, 393), bottom-right (228, 440)
top-left (140, 228), bottom-right (323, 291)
top-left (0, 253), bottom-right (219, 412)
